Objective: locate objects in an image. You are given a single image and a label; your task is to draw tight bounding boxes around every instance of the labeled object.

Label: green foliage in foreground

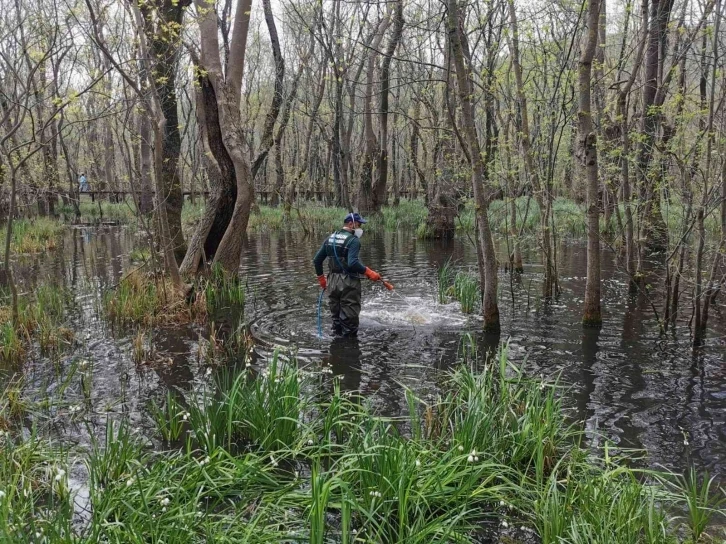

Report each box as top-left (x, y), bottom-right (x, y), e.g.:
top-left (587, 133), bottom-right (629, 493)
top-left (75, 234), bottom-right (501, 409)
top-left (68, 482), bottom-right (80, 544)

top-left (1, 347), bottom-right (722, 543)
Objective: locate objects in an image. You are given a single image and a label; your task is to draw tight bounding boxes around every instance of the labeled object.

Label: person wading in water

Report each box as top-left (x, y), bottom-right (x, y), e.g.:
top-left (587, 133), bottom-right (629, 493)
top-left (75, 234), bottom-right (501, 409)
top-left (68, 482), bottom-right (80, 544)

top-left (313, 212), bottom-right (389, 337)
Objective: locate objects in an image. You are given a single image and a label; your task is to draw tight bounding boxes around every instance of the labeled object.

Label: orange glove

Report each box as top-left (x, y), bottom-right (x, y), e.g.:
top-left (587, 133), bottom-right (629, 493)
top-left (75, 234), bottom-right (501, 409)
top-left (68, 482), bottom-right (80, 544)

top-left (317, 275), bottom-right (327, 289)
top-left (364, 268), bottom-right (381, 282)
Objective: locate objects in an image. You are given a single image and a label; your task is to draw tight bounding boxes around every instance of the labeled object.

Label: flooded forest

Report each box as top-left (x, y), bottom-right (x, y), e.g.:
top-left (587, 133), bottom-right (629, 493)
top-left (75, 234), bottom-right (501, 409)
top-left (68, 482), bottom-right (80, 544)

top-left (1, 0), bottom-right (726, 541)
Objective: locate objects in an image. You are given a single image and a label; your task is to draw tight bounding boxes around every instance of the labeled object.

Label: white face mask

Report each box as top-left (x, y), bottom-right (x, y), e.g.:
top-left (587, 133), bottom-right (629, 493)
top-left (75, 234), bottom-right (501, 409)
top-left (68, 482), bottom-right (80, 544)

top-left (354, 228), bottom-right (363, 238)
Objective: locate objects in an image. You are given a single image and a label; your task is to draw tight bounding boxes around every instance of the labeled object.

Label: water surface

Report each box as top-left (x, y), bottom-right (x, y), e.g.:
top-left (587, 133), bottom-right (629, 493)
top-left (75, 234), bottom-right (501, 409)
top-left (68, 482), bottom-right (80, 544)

top-left (4, 225), bottom-right (725, 484)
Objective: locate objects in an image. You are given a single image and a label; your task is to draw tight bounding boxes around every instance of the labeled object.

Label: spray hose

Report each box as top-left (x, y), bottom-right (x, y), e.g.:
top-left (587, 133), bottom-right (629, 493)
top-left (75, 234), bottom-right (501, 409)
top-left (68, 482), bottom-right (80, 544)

top-left (317, 287), bottom-right (326, 338)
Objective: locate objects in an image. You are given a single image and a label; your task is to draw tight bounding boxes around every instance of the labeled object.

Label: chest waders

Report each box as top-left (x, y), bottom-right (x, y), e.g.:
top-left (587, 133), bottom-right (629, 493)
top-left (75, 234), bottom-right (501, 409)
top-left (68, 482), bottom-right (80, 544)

top-left (327, 231), bottom-right (362, 337)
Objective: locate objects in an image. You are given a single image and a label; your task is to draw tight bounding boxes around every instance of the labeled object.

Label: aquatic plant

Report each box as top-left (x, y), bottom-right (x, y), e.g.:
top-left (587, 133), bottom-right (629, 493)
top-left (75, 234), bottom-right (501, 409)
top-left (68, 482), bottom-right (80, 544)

top-left (381, 199), bottom-right (428, 230)
top-left (203, 263), bottom-right (245, 318)
top-left (0, 218), bottom-right (65, 254)
top-left (184, 350), bottom-right (303, 452)
top-left (453, 271), bottom-right (480, 314)
top-left (247, 204), bottom-right (348, 233)
top-left (0, 321), bottom-right (27, 364)
top-left (665, 467), bottom-right (725, 542)
top-left (103, 270), bottom-right (199, 327)
top-left (0, 284), bottom-right (72, 362)
top-left (1, 347), bottom-right (723, 543)
top-left (131, 328), bottom-right (152, 365)
top-left (435, 258), bottom-right (455, 304)
top-left (69, 200), bottom-right (138, 223)
top-left (149, 391), bottom-right (187, 443)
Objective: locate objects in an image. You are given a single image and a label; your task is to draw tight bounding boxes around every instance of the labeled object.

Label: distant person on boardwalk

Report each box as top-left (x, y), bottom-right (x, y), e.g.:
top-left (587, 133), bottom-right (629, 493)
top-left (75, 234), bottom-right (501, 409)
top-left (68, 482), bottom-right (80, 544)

top-left (79, 173), bottom-right (89, 192)
top-left (313, 212), bottom-right (392, 338)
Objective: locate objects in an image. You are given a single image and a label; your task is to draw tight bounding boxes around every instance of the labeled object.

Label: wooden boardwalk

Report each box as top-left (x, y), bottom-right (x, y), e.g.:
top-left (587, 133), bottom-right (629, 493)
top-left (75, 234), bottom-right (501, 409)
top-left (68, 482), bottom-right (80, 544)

top-left (79, 189), bottom-right (417, 204)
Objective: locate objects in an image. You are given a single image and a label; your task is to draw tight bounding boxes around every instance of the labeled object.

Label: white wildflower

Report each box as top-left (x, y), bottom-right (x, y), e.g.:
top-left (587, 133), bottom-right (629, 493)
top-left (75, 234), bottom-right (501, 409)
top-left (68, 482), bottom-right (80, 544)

top-left (499, 500), bottom-right (505, 507)
top-left (457, 445), bottom-right (464, 452)
top-left (54, 469), bottom-right (66, 482)
top-left (126, 478), bottom-right (135, 487)
top-left (0, 490), bottom-right (6, 499)
top-left (307, 439), bottom-right (314, 446)
top-left (160, 497), bottom-right (170, 507)
top-left (501, 520), bottom-right (509, 528)
top-left (415, 459), bottom-right (421, 468)
top-left (467, 455), bottom-right (474, 463)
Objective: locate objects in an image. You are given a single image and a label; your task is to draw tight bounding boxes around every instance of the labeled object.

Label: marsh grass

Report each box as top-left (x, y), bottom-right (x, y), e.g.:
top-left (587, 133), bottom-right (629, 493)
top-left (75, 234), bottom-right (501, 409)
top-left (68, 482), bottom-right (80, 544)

top-left (436, 259), bottom-right (455, 304)
top-left (453, 271), bottom-right (480, 314)
top-left (203, 264), bottom-right (245, 320)
top-left (0, 218), bottom-right (65, 254)
top-left (103, 270), bottom-right (200, 327)
top-left (247, 204), bottom-right (347, 233)
top-left (435, 262), bottom-right (481, 314)
top-left (1, 347), bottom-right (723, 542)
top-left (664, 467), bottom-right (726, 542)
top-left (71, 200), bottom-right (137, 223)
top-left (0, 284), bottom-right (73, 363)
top-left (131, 328), bottom-right (153, 366)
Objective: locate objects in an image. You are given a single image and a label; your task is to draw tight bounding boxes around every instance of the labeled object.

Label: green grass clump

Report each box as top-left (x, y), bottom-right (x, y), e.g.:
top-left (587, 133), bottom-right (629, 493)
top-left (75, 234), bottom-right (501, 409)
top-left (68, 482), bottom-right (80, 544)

top-left (73, 200), bottom-right (138, 223)
top-left (203, 264), bottom-right (245, 320)
top-left (435, 261), bottom-right (480, 313)
top-left (0, 284), bottom-right (73, 363)
top-left (0, 431), bottom-right (73, 542)
top-left (103, 271), bottom-right (198, 327)
top-left (436, 259), bottom-right (455, 304)
top-left (0, 218), bottom-right (65, 254)
top-left (381, 199), bottom-right (428, 230)
top-left (248, 204), bottom-right (348, 233)
top-left (453, 271), bottom-right (480, 314)
top-left (0, 321), bottom-right (27, 364)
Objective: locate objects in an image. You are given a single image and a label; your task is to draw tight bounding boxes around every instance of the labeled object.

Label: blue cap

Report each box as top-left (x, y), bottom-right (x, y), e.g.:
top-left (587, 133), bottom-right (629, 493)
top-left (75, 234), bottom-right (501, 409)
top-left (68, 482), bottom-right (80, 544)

top-left (344, 212), bottom-right (367, 224)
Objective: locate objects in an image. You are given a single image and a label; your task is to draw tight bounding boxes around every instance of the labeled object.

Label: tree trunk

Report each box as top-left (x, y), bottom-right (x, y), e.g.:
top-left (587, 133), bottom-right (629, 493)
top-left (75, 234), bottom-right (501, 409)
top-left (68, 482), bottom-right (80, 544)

top-left (357, 13), bottom-right (392, 212)
top-left (195, 0), bottom-right (254, 274)
top-left (578, 0), bottom-right (602, 328)
top-left (506, 0), bottom-right (555, 297)
top-left (371, 0), bottom-right (404, 212)
top-left (250, 0), bottom-right (286, 181)
top-left (637, 0), bottom-right (674, 254)
top-left (448, 0), bottom-right (500, 334)
top-left (138, 99), bottom-right (155, 215)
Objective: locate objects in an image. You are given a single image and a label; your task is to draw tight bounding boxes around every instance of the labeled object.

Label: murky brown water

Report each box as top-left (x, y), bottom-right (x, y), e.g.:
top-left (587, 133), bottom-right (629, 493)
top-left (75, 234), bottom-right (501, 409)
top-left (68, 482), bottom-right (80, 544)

top-left (3, 225), bottom-right (725, 483)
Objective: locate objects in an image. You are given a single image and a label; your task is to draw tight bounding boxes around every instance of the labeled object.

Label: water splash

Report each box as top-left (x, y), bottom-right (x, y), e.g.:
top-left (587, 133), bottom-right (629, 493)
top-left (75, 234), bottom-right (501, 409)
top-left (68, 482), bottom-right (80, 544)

top-left (361, 293), bottom-right (472, 328)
